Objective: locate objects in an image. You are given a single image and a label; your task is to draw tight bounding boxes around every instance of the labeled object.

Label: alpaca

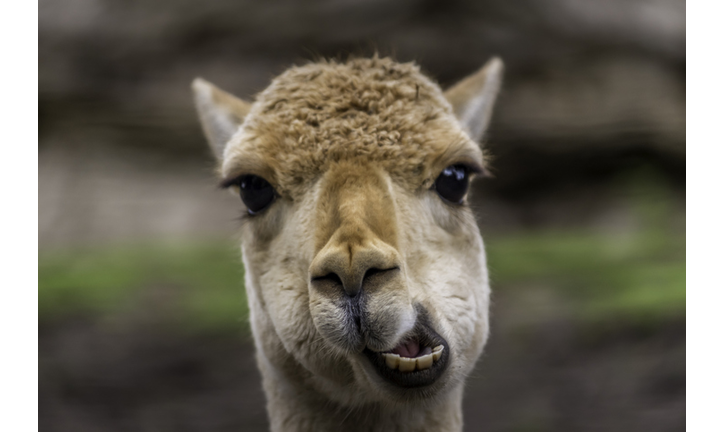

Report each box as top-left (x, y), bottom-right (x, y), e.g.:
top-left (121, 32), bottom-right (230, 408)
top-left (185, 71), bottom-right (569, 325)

top-left (192, 56), bottom-right (503, 432)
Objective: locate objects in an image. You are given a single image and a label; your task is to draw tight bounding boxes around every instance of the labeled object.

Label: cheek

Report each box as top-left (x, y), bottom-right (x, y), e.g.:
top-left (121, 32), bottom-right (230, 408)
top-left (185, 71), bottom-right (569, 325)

top-left (441, 241), bottom-right (490, 358)
top-left (417, 253), bottom-right (489, 374)
top-left (400, 194), bottom-right (490, 362)
top-left (415, 257), bottom-right (482, 331)
top-left (423, 192), bottom-right (472, 234)
top-left (244, 204), bottom-right (324, 365)
top-left (258, 258), bottom-right (314, 347)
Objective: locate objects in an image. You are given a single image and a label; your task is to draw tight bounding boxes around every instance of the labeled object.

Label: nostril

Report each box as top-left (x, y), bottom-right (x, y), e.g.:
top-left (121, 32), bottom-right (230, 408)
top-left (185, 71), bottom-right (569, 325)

top-left (311, 267), bottom-right (399, 299)
top-left (311, 272), bottom-right (344, 287)
top-left (312, 271), bottom-right (362, 298)
top-left (311, 271), bottom-right (362, 298)
top-left (363, 266), bottom-right (400, 281)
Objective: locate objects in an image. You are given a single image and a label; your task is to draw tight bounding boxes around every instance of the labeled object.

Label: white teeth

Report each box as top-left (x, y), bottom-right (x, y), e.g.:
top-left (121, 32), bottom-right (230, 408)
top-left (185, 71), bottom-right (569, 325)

top-left (385, 353), bottom-right (400, 369)
top-left (432, 345), bottom-right (444, 361)
top-left (416, 353), bottom-right (433, 370)
top-left (381, 346), bottom-right (444, 372)
top-left (398, 356), bottom-right (416, 372)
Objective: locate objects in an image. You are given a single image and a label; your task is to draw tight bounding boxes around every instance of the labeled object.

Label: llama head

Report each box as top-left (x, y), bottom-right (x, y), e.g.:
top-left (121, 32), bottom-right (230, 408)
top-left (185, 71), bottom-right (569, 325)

top-left (193, 57), bottom-right (503, 406)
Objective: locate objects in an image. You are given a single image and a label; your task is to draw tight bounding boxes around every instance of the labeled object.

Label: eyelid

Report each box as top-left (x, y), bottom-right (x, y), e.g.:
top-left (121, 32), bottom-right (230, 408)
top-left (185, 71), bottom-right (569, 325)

top-left (459, 162), bottom-right (484, 175)
top-left (219, 175), bottom-right (244, 189)
top-left (438, 162), bottom-right (484, 177)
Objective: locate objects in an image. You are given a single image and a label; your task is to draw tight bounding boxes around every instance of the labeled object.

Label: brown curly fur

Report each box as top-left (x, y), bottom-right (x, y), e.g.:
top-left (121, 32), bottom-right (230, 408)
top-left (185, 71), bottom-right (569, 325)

top-left (222, 57), bottom-right (483, 197)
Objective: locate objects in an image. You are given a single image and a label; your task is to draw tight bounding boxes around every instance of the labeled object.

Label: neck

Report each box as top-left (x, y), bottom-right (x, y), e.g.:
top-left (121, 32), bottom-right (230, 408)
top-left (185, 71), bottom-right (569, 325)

top-left (258, 359), bottom-right (464, 432)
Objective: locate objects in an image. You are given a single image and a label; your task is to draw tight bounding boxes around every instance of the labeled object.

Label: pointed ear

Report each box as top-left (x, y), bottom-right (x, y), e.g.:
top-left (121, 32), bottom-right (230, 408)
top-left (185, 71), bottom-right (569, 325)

top-left (191, 78), bottom-right (252, 161)
top-left (444, 57), bottom-right (504, 143)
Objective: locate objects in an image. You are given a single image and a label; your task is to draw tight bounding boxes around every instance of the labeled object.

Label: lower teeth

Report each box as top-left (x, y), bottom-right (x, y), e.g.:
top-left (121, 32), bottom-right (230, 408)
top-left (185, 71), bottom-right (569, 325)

top-left (381, 345), bottom-right (444, 372)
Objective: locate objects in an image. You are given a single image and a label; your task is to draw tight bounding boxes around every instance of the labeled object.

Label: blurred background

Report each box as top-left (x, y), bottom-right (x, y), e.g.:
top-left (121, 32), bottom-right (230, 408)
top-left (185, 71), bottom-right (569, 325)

top-left (38, 0), bottom-right (685, 431)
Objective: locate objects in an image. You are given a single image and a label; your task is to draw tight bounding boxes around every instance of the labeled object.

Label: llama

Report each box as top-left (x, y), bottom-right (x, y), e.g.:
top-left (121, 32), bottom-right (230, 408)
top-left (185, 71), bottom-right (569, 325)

top-left (192, 56), bottom-right (503, 432)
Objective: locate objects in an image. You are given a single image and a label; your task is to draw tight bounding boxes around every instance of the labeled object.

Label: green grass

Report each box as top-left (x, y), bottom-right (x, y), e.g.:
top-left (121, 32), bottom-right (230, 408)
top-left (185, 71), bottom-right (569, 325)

top-left (486, 228), bottom-right (685, 323)
top-left (39, 241), bottom-right (249, 334)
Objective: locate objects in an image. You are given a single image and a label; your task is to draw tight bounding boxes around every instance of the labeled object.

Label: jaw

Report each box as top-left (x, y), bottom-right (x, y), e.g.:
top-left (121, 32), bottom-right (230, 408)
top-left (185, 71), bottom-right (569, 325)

top-left (245, 267), bottom-right (486, 432)
top-left (247, 260), bottom-right (489, 411)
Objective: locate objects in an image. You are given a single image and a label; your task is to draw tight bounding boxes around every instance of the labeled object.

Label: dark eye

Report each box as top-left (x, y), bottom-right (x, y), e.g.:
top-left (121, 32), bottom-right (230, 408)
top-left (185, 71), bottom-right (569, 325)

top-left (434, 164), bottom-right (469, 204)
top-left (238, 175), bottom-right (275, 214)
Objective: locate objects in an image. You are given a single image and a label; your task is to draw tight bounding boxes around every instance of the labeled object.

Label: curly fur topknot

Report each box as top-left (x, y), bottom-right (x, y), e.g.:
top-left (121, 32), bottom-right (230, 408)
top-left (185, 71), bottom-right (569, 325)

top-left (232, 57), bottom-right (474, 196)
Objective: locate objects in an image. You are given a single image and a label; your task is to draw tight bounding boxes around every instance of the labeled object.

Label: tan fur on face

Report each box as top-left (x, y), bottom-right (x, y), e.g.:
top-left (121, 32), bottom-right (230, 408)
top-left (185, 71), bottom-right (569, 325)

top-left (193, 56), bottom-right (503, 432)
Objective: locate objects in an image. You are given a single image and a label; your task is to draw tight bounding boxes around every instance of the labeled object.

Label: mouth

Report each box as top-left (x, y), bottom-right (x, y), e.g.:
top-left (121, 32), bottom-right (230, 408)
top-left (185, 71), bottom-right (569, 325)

top-left (363, 321), bottom-right (450, 388)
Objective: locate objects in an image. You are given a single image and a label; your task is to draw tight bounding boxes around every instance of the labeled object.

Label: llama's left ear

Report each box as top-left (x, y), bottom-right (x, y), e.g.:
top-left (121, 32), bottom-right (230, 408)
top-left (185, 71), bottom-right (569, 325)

top-left (192, 78), bottom-right (252, 161)
top-left (444, 57), bottom-right (504, 143)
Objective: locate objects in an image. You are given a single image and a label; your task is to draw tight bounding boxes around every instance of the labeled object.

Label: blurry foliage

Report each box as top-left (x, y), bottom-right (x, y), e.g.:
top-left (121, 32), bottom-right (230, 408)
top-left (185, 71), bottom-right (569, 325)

top-left (39, 241), bottom-right (249, 334)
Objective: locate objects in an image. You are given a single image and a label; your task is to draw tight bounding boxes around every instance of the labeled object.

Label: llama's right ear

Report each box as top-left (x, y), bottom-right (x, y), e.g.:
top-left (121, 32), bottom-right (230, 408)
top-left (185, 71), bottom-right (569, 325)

top-left (191, 78), bottom-right (252, 161)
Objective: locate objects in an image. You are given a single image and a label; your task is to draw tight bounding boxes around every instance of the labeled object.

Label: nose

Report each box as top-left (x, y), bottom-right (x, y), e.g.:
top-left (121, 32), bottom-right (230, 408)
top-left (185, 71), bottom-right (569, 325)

top-left (309, 163), bottom-right (401, 298)
top-left (309, 229), bottom-right (400, 297)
